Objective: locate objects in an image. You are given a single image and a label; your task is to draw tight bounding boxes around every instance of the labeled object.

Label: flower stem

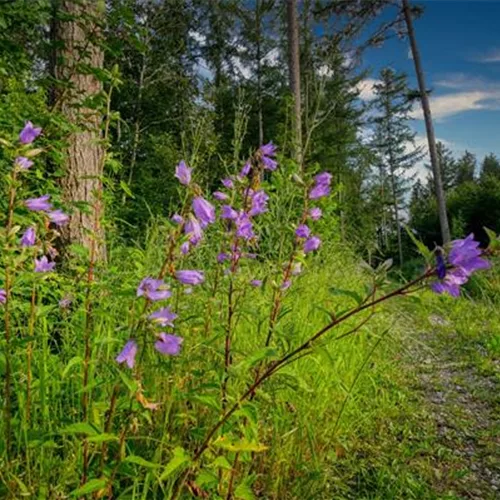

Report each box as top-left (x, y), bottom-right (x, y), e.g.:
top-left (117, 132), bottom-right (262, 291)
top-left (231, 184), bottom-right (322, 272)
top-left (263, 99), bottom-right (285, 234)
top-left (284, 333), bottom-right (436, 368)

top-left (171, 270), bottom-right (433, 498)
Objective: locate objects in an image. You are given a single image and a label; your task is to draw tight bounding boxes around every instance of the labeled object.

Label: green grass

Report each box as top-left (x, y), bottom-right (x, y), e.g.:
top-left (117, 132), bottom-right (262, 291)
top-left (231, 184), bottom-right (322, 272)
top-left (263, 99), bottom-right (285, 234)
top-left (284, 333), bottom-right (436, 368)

top-left (0, 237), bottom-right (498, 499)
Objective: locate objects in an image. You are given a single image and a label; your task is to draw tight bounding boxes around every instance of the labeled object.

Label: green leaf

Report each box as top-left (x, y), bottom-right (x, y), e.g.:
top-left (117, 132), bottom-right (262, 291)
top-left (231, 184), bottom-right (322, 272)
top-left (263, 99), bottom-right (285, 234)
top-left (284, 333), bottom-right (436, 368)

top-left (61, 423), bottom-right (98, 436)
top-left (124, 455), bottom-right (161, 469)
top-left (213, 437), bottom-right (268, 453)
top-left (62, 356), bottom-right (82, 379)
top-left (159, 447), bottom-right (191, 480)
top-left (210, 456), bottom-right (232, 470)
top-left (87, 433), bottom-right (119, 443)
top-left (70, 478), bottom-right (107, 496)
top-left (120, 180), bottom-right (134, 198)
top-left (405, 225), bottom-right (433, 262)
top-left (234, 479), bottom-right (255, 500)
top-left (329, 287), bottom-right (363, 305)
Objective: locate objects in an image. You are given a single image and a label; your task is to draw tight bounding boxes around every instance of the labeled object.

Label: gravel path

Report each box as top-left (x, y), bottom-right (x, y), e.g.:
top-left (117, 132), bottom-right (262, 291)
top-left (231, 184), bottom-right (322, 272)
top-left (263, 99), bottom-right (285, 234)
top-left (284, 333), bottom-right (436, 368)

top-left (411, 315), bottom-right (500, 499)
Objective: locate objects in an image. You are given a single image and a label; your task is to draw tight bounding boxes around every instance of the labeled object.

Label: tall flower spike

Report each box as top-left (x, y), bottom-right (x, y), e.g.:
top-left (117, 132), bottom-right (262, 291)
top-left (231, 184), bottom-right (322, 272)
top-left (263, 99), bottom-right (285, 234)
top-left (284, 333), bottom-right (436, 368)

top-left (116, 340), bottom-right (138, 369)
top-left (19, 121), bottom-right (42, 144)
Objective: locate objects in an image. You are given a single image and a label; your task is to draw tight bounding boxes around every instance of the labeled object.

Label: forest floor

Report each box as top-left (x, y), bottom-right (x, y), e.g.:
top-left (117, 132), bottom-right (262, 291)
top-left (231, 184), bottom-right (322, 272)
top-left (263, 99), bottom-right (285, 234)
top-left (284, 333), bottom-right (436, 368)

top-left (406, 312), bottom-right (500, 500)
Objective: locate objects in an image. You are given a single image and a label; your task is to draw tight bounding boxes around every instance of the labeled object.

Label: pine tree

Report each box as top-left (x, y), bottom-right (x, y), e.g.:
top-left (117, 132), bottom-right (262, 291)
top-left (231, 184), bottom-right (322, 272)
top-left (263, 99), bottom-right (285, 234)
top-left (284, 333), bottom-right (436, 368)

top-left (455, 150), bottom-right (476, 185)
top-left (480, 153), bottom-right (500, 180)
top-left (371, 68), bottom-right (423, 265)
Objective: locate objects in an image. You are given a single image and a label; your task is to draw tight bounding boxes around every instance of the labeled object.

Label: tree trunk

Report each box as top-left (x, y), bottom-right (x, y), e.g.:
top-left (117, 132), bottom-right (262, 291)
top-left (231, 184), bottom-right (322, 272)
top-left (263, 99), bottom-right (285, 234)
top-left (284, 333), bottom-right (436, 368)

top-left (402, 0), bottom-right (450, 244)
top-left (52, 0), bottom-right (106, 259)
top-left (286, 0), bottom-right (303, 168)
top-left (255, 0), bottom-right (264, 146)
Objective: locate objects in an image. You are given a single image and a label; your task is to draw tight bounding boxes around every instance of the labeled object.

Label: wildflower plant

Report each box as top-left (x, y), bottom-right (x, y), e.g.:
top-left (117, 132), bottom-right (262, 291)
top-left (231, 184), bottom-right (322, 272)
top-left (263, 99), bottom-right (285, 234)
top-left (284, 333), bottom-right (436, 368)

top-left (0, 123), bottom-right (495, 497)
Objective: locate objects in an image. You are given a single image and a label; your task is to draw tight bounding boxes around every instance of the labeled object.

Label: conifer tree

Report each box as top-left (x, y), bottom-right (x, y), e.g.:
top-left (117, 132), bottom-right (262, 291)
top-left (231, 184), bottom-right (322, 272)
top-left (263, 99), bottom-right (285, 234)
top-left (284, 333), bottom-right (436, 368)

top-left (372, 68), bottom-right (422, 265)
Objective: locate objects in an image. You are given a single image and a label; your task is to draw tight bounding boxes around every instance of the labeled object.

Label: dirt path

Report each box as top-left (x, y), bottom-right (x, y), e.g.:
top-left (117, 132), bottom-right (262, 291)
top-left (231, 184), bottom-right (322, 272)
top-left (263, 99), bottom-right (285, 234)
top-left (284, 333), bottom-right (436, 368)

top-left (410, 314), bottom-right (500, 499)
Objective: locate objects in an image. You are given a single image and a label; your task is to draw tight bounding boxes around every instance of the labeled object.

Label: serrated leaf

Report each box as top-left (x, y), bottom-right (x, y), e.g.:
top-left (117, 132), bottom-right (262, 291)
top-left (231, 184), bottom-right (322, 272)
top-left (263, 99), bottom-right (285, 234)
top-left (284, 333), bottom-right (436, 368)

top-left (125, 455), bottom-right (161, 468)
top-left (159, 447), bottom-right (190, 480)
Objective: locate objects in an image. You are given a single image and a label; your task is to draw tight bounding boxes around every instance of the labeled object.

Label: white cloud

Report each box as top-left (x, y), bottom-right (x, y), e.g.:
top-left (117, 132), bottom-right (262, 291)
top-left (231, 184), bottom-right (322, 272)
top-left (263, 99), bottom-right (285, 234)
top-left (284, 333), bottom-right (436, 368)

top-left (410, 90), bottom-right (500, 121)
top-left (474, 48), bottom-right (500, 63)
top-left (356, 78), bottom-right (381, 101)
top-left (318, 65), bottom-right (333, 78)
top-left (263, 47), bottom-right (280, 67)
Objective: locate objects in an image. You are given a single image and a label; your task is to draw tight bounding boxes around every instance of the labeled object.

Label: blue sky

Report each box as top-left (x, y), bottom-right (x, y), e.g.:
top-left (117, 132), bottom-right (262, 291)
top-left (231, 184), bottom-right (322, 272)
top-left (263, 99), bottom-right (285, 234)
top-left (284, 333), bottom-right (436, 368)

top-left (360, 0), bottom-right (500, 168)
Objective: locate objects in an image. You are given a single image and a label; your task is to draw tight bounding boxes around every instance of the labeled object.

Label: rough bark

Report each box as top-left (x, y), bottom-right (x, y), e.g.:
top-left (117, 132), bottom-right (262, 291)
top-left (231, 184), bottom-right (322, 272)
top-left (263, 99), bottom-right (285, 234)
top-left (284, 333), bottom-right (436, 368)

top-left (52, 0), bottom-right (106, 258)
top-left (402, 0), bottom-right (450, 244)
top-left (286, 0), bottom-right (303, 168)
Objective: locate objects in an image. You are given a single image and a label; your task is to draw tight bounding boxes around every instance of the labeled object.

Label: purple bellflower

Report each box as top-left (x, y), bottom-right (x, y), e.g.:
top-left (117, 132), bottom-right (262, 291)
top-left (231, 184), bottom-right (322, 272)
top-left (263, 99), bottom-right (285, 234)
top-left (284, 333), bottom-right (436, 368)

top-left (213, 191), bottom-right (228, 201)
top-left (59, 296), bottom-right (72, 309)
top-left (175, 160), bottom-right (192, 185)
top-left (184, 215), bottom-right (203, 245)
top-left (137, 277), bottom-right (171, 301)
top-left (0, 289), bottom-right (6, 304)
top-left (260, 142), bottom-right (278, 171)
top-left (308, 207), bottom-right (322, 221)
top-left (21, 227), bottom-right (36, 247)
top-left (35, 256), bottom-right (55, 273)
top-left (217, 252), bottom-right (229, 263)
top-left (309, 171), bottom-right (332, 200)
top-left (432, 234), bottom-right (490, 297)
top-left (193, 197), bottom-right (216, 227)
top-left (222, 178), bottom-right (234, 189)
top-left (48, 209), bottom-right (69, 227)
top-left (25, 195), bottom-right (52, 212)
top-left (149, 307), bottom-right (178, 327)
top-left (240, 162), bottom-right (251, 178)
top-left (250, 279), bottom-right (263, 287)
top-left (116, 340), bottom-right (137, 369)
top-left (221, 205), bottom-right (238, 220)
top-left (304, 236), bottom-right (321, 254)
top-left (295, 224), bottom-right (310, 239)
top-left (180, 241), bottom-right (190, 255)
top-left (249, 190), bottom-right (269, 216)
top-left (235, 212), bottom-right (255, 240)
top-left (176, 270), bottom-right (205, 285)
top-left (281, 280), bottom-right (291, 290)
top-left (15, 156), bottom-right (34, 170)
top-left (19, 121), bottom-right (42, 144)
top-left (155, 333), bottom-right (183, 356)
top-left (171, 214), bottom-right (184, 225)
